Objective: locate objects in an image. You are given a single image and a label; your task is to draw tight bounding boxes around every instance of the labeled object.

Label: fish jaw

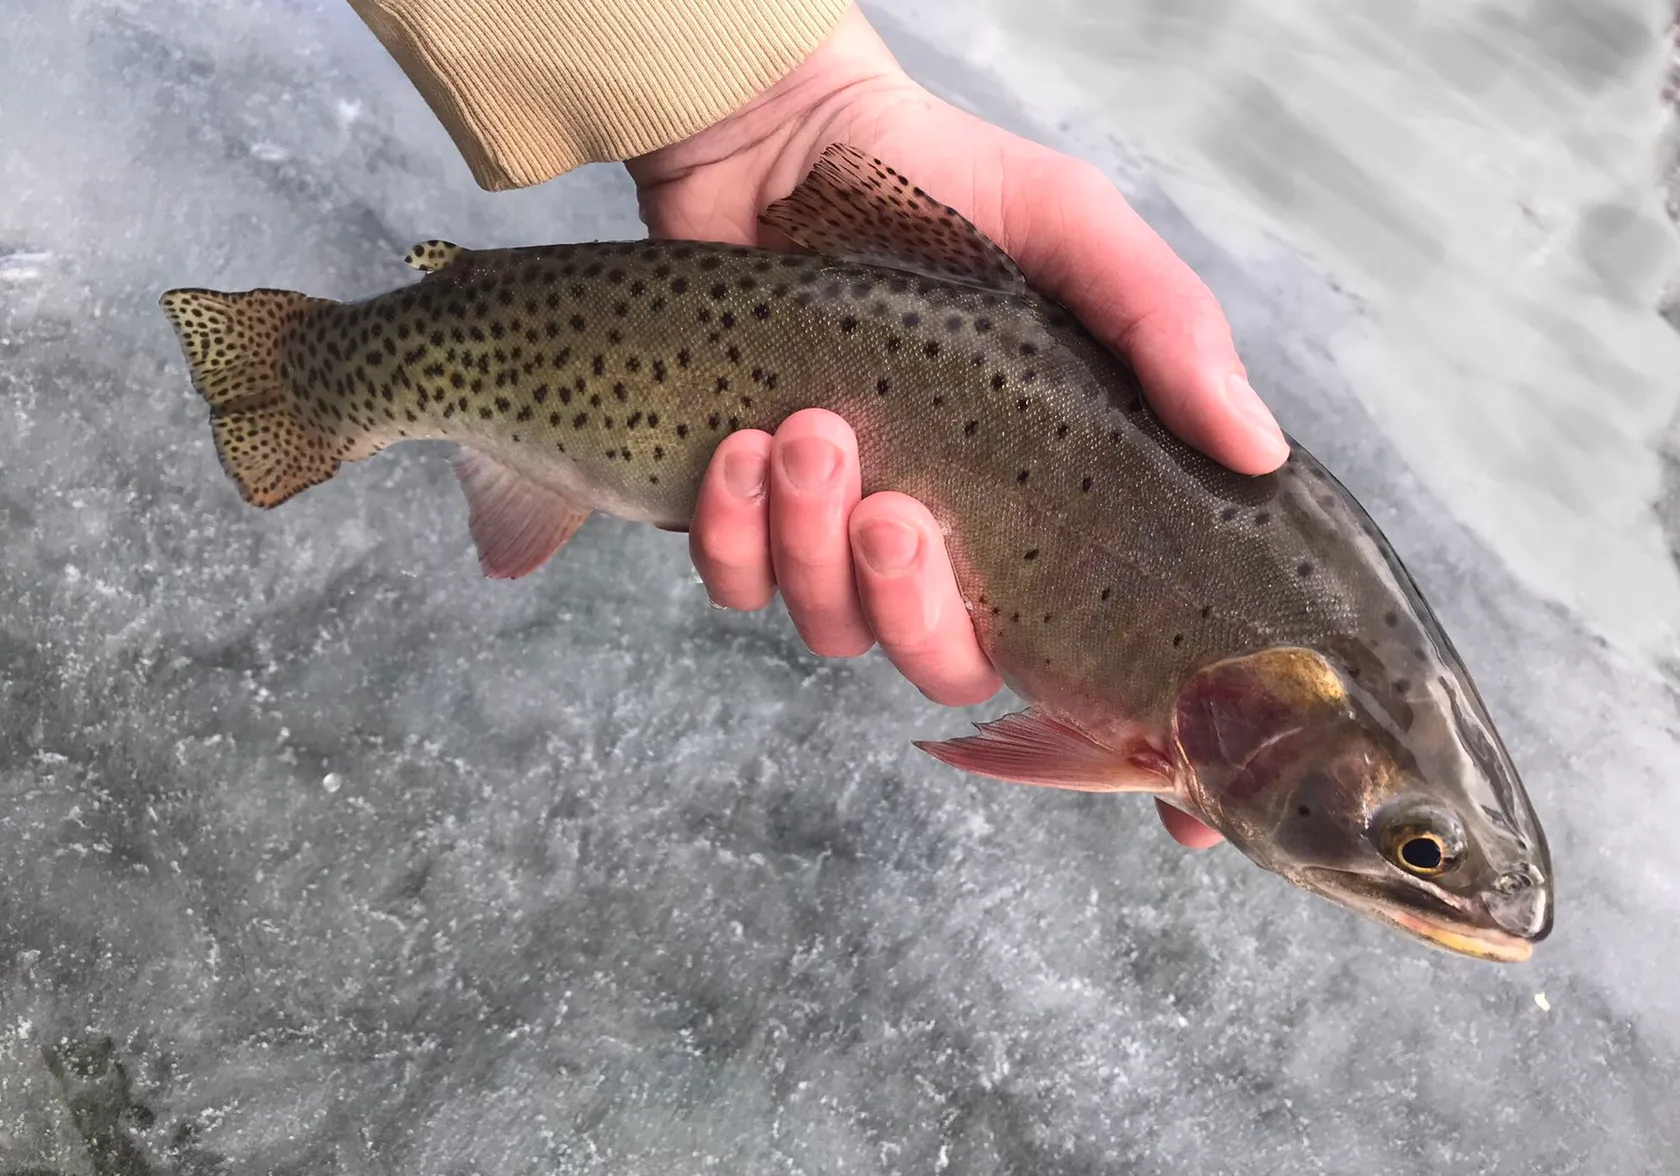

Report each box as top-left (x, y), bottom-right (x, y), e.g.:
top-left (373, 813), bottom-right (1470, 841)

top-left (1300, 869), bottom-right (1541, 962)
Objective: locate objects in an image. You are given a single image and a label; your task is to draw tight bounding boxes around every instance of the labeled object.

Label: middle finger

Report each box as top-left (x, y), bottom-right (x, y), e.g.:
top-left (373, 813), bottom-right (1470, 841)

top-left (768, 409), bottom-right (874, 657)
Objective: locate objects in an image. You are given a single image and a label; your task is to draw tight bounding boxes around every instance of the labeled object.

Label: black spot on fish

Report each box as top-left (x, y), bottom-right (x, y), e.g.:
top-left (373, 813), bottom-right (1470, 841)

top-left (1297, 561), bottom-right (1314, 577)
top-left (1173, 633), bottom-right (1185, 647)
top-left (754, 304), bottom-right (771, 320)
top-left (877, 378), bottom-right (890, 396)
top-left (841, 316), bottom-right (858, 333)
top-left (1081, 477), bottom-right (1093, 492)
top-left (1255, 511), bottom-right (1271, 525)
top-left (924, 341), bottom-right (941, 358)
top-left (1221, 506), bottom-right (1238, 521)
top-left (1017, 469), bottom-right (1030, 483)
top-left (1384, 610), bottom-right (1399, 627)
top-left (1100, 587), bottom-right (1112, 601)
top-left (964, 420), bottom-right (977, 436)
top-left (991, 373), bottom-right (1006, 390)
top-left (902, 312), bottom-right (921, 327)
top-left (1023, 549), bottom-right (1038, 561)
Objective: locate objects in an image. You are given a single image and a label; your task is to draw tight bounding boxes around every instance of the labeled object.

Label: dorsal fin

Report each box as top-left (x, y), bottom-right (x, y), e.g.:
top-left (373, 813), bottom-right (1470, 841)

top-left (760, 144), bottom-right (1029, 294)
top-left (403, 239), bottom-right (466, 273)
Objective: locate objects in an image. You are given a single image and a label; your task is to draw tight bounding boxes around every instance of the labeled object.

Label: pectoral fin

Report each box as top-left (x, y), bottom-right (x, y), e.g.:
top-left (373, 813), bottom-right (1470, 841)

top-left (915, 709), bottom-right (1174, 793)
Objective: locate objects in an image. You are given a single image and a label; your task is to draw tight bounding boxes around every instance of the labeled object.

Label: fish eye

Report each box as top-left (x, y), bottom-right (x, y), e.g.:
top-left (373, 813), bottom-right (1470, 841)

top-left (1380, 809), bottom-right (1464, 877)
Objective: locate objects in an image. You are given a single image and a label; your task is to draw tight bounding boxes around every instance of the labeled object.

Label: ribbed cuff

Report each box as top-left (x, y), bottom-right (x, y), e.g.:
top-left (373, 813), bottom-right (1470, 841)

top-left (348, 0), bottom-right (855, 191)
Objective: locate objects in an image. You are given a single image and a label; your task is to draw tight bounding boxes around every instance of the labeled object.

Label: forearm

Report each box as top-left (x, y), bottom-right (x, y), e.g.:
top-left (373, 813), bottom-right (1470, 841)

top-left (347, 0), bottom-right (853, 190)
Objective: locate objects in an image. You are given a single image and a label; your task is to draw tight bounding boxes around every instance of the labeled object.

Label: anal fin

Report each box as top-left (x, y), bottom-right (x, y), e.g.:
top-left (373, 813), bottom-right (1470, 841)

top-left (454, 449), bottom-right (590, 579)
top-left (915, 709), bottom-right (1173, 793)
top-left (761, 143), bottom-right (1029, 294)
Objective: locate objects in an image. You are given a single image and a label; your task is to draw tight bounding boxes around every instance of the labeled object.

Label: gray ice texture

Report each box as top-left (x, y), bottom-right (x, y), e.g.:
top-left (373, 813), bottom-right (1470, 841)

top-left (2, 1), bottom-right (1678, 1173)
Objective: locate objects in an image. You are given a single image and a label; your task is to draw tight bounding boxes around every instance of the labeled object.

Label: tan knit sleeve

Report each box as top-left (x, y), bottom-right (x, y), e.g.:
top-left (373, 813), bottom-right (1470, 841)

top-left (346, 0), bottom-right (854, 191)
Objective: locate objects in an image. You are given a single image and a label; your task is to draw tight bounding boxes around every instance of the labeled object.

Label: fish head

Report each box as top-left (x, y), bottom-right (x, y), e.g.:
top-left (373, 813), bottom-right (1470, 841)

top-left (1171, 646), bottom-right (1552, 962)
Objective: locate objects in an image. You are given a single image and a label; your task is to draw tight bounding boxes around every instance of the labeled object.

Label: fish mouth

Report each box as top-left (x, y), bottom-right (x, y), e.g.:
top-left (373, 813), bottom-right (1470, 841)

top-left (1305, 870), bottom-right (1536, 963)
top-left (1382, 906), bottom-right (1533, 963)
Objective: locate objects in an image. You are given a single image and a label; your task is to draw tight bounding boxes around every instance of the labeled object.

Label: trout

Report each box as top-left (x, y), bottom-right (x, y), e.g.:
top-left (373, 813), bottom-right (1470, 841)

top-left (160, 145), bottom-right (1552, 961)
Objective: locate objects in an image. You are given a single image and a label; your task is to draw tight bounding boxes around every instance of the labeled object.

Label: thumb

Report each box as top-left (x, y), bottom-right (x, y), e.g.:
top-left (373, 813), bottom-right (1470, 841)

top-left (1004, 155), bottom-right (1290, 476)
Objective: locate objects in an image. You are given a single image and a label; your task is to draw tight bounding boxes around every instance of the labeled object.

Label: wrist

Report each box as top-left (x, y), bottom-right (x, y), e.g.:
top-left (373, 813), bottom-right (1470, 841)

top-left (626, 4), bottom-right (915, 191)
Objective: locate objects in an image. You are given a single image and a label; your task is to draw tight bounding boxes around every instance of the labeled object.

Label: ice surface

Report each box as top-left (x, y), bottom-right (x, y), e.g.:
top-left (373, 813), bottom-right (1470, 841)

top-left (2, 0), bottom-right (1677, 1173)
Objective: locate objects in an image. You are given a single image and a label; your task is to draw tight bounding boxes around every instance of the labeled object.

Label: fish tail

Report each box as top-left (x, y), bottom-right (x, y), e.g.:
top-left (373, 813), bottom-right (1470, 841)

top-left (159, 287), bottom-right (340, 508)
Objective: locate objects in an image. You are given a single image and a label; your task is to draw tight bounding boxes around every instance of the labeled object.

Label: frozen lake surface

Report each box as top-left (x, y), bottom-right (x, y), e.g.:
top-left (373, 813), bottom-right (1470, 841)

top-left (2, 0), bottom-right (1677, 1172)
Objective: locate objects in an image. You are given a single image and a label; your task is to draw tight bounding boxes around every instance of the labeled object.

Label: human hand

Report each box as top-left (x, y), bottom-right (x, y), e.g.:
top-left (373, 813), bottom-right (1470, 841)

top-left (627, 4), bottom-right (1289, 849)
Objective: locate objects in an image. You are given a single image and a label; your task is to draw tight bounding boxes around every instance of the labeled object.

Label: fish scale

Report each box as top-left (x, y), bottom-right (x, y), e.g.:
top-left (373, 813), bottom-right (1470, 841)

top-left (159, 143), bottom-right (1552, 960)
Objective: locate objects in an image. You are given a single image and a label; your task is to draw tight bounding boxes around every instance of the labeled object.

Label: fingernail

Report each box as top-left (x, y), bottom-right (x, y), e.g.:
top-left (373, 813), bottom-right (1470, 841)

top-left (1225, 373), bottom-right (1289, 458)
top-left (722, 449), bottom-right (767, 500)
top-left (857, 518), bottom-right (921, 575)
top-left (780, 436), bottom-right (840, 492)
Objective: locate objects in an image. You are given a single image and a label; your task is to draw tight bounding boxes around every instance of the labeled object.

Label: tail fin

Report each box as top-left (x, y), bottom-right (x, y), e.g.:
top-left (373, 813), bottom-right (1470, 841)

top-left (159, 287), bottom-right (340, 509)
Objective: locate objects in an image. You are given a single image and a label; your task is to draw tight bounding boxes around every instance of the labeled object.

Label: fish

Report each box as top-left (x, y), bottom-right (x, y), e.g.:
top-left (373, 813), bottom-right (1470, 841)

top-left (159, 143), bottom-right (1552, 962)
